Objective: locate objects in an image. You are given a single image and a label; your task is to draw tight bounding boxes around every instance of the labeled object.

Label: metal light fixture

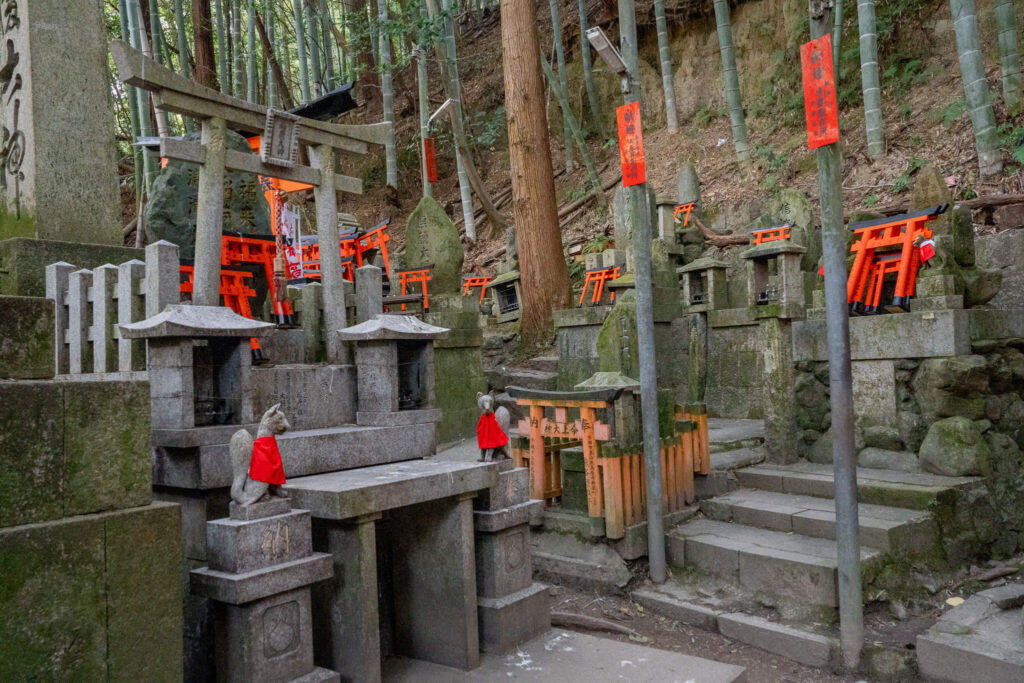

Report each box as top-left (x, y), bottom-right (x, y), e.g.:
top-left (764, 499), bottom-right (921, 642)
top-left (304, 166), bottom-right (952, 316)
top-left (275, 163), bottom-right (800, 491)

top-left (586, 27), bottom-right (627, 74)
top-left (428, 98), bottom-right (454, 129)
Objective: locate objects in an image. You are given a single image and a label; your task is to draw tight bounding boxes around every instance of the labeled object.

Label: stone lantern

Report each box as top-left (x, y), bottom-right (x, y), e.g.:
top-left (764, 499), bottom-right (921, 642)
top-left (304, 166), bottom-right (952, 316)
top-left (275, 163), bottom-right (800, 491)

top-left (337, 314), bottom-right (449, 427)
top-left (740, 240), bottom-right (807, 319)
top-left (119, 305), bottom-right (275, 431)
top-left (678, 257), bottom-right (729, 312)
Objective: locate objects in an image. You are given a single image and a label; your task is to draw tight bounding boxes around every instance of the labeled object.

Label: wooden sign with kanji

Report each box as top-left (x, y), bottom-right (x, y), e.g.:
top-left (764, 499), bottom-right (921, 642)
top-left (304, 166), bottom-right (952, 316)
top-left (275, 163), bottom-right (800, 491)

top-left (616, 101), bottom-right (646, 187)
top-left (423, 137), bottom-right (438, 183)
top-left (800, 34), bottom-right (839, 150)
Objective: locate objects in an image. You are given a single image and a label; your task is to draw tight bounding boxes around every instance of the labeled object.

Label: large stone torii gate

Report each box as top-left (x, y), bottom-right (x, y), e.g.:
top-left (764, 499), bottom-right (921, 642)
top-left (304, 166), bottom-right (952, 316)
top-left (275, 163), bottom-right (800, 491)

top-left (110, 39), bottom-right (391, 363)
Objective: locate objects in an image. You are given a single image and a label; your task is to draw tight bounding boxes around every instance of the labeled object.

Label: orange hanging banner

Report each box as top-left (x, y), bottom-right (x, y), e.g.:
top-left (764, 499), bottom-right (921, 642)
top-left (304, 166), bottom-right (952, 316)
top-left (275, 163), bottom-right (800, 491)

top-left (800, 34), bottom-right (840, 150)
top-left (423, 137), bottom-right (438, 183)
top-left (616, 101), bottom-right (646, 187)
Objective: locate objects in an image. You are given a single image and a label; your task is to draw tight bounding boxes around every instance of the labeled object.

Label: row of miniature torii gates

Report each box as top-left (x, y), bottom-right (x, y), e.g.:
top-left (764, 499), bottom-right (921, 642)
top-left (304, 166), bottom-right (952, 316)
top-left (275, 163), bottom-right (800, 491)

top-left (111, 40), bottom-right (389, 366)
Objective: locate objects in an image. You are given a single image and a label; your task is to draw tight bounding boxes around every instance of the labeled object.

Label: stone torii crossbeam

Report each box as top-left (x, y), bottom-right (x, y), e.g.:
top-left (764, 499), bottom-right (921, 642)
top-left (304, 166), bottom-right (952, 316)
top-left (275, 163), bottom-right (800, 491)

top-left (110, 40), bottom-right (391, 363)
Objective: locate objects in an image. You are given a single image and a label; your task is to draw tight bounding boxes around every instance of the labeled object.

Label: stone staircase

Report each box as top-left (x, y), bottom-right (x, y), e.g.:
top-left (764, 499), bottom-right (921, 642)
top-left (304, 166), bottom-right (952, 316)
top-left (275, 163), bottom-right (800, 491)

top-left (505, 355), bottom-right (559, 391)
top-left (666, 461), bottom-right (978, 609)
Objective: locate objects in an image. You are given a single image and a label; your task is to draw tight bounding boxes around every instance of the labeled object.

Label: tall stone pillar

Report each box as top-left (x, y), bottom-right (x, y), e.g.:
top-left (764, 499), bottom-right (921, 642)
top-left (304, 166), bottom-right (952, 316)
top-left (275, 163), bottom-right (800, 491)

top-left (0, 0), bottom-right (121, 243)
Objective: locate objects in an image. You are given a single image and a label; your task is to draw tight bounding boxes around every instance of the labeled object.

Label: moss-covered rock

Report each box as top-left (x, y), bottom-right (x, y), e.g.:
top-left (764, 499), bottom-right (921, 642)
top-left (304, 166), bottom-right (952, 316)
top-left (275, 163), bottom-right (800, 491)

top-left (911, 355), bottom-right (989, 421)
top-left (858, 447), bottom-right (919, 473)
top-left (404, 196), bottom-right (464, 294)
top-left (0, 381), bottom-right (64, 527)
top-left (596, 295), bottom-right (639, 379)
top-left (919, 416), bottom-right (991, 476)
top-left (0, 296), bottom-right (53, 379)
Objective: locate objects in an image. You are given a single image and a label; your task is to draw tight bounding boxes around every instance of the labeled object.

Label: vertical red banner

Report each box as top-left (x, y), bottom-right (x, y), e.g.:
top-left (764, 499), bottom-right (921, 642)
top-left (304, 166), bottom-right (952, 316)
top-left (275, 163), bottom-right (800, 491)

top-left (800, 34), bottom-right (840, 149)
top-left (616, 101), bottom-right (646, 187)
top-left (423, 137), bottom-right (438, 183)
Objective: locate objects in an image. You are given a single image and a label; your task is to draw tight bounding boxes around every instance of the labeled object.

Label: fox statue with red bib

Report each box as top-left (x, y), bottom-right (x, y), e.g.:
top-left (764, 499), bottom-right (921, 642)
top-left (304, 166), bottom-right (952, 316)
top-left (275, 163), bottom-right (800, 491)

top-left (230, 403), bottom-right (292, 506)
top-left (476, 391), bottom-right (511, 462)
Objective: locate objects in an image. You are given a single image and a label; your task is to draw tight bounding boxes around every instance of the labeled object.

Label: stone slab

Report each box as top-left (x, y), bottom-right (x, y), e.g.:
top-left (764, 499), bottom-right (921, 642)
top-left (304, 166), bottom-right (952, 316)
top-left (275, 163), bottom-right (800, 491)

top-left (792, 309), bottom-right (970, 361)
top-left (190, 553), bottom-right (333, 605)
top-left (475, 525), bottom-right (533, 599)
top-left (553, 306), bottom-right (611, 327)
top-left (206, 509), bottom-right (314, 574)
top-left (153, 423), bottom-right (439, 490)
top-left (382, 629), bottom-right (747, 682)
top-left (0, 380), bottom-right (64, 527)
top-left (0, 238), bottom-right (141, 297)
top-left (530, 530), bottom-right (632, 590)
top-left (285, 460), bottom-right (496, 521)
top-left (475, 467), bottom-right (530, 512)
top-left (851, 360), bottom-right (897, 430)
top-left (356, 408), bottom-right (442, 426)
top-left (0, 295), bottom-right (53, 379)
top-left (917, 627), bottom-right (1024, 683)
top-left (251, 365), bottom-right (355, 429)
top-left (632, 586), bottom-right (720, 632)
top-left (969, 309), bottom-right (1024, 342)
top-left (717, 612), bottom-right (834, 668)
top-left (473, 501), bottom-right (538, 533)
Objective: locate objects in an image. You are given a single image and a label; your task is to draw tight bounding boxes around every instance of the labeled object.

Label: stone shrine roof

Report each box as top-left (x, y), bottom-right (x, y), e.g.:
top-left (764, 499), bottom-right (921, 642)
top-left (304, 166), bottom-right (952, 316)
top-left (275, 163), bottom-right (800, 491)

top-left (119, 304), bottom-right (276, 338)
top-left (337, 314), bottom-right (450, 341)
top-left (678, 257), bottom-right (730, 274)
top-left (740, 241), bottom-right (807, 260)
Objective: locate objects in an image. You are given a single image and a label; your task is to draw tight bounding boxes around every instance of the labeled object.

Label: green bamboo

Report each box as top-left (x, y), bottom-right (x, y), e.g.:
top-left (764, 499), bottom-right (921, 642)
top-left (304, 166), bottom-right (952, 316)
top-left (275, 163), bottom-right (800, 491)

top-left (995, 0), bottom-right (1021, 114)
top-left (832, 0), bottom-right (842, 77)
top-left (540, 53), bottom-right (603, 198)
top-left (438, 0), bottom-right (476, 238)
top-left (292, 0), bottom-right (312, 102)
top-left (379, 0), bottom-right (398, 188)
top-left (417, 6), bottom-right (431, 198)
top-left (712, 0), bottom-right (749, 161)
top-left (266, 0), bottom-right (280, 107)
top-left (305, 0), bottom-right (323, 96)
top-left (857, 0), bottom-right (884, 158)
top-left (577, 0), bottom-right (606, 138)
top-left (214, 0), bottom-right (231, 93)
top-left (320, 0), bottom-right (337, 90)
top-left (232, 0), bottom-right (247, 98)
top-left (247, 0), bottom-right (258, 102)
top-left (118, 0), bottom-right (144, 198)
top-left (950, 0), bottom-right (1002, 176)
top-left (548, 0), bottom-right (574, 171)
top-left (653, 0), bottom-right (678, 133)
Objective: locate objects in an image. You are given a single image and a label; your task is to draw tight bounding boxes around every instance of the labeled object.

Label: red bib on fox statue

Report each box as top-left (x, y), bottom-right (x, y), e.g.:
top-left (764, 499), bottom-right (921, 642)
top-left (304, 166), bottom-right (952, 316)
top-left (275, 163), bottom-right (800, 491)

top-left (477, 413), bottom-right (509, 450)
top-left (249, 436), bottom-right (286, 485)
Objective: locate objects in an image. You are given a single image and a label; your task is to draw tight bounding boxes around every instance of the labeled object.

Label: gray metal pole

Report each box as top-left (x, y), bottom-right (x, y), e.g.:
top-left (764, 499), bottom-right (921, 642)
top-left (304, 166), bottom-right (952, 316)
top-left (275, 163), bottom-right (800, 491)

top-left (809, 0), bottom-right (862, 670)
top-left (618, 0), bottom-right (667, 584)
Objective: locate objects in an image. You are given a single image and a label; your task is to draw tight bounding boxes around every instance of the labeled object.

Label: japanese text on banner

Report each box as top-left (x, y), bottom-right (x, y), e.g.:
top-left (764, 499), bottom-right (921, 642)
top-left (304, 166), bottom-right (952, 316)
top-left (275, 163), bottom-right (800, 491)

top-left (279, 203), bottom-right (303, 279)
top-left (616, 101), bottom-right (646, 187)
top-left (800, 34), bottom-right (839, 149)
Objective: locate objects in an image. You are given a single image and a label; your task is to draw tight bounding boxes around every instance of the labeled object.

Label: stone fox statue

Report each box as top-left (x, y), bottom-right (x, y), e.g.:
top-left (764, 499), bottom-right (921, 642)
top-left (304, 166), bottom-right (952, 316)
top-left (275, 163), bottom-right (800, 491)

top-left (230, 403), bottom-right (291, 506)
top-left (476, 392), bottom-right (511, 461)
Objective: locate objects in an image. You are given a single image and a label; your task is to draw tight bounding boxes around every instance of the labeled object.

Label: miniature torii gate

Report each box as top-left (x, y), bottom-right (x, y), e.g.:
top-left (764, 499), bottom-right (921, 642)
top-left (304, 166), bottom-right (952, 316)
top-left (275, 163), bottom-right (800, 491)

top-left (110, 40), bottom-right (391, 363)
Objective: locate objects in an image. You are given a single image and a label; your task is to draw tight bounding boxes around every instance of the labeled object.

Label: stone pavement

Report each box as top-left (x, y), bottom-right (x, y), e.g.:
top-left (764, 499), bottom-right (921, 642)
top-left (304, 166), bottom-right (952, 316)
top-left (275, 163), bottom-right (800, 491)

top-left (382, 630), bottom-right (747, 682)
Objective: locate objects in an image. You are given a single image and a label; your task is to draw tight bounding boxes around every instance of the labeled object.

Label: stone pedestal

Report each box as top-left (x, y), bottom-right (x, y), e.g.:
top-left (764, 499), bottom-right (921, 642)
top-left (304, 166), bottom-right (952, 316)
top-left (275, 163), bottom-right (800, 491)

top-left (426, 293), bottom-right (486, 444)
top-left (473, 464), bottom-right (550, 653)
top-left (190, 499), bottom-right (337, 683)
top-left (0, 0), bottom-right (121, 243)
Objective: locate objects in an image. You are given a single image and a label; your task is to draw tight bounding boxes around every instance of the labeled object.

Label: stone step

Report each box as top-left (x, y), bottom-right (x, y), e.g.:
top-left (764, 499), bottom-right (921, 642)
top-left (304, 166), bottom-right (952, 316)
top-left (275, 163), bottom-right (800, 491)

top-left (735, 461), bottom-right (980, 510)
top-left (667, 518), bottom-right (882, 607)
top-left (523, 355), bottom-right (559, 373)
top-left (505, 368), bottom-right (558, 391)
top-left (708, 418), bottom-right (765, 453)
top-left (700, 489), bottom-right (937, 554)
top-left (710, 447), bottom-right (765, 472)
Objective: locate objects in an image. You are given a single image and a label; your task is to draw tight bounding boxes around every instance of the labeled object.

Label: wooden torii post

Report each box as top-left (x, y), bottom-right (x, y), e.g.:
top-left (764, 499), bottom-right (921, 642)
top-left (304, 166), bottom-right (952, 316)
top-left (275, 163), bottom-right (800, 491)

top-left (110, 40), bottom-right (391, 364)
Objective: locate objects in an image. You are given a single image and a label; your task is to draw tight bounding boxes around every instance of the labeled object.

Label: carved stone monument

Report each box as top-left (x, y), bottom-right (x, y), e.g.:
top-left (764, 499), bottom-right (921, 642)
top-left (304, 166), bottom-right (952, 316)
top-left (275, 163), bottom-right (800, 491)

top-left (0, 0), bottom-right (121, 243)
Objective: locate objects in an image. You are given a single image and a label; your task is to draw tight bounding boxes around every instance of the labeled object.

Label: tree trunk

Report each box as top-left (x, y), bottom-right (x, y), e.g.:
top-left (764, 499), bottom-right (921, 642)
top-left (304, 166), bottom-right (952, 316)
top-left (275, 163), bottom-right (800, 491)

top-left (653, 0), bottom-right (678, 133)
top-left (255, 10), bottom-right (296, 108)
top-left (577, 0), bottom-right (607, 138)
top-left (292, 0), bottom-right (312, 102)
top-left (500, 0), bottom-right (570, 348)
top-left (832, 0), bottom-right (843, 78)
top-left (247, 0), bottom-right (258, 102)
top-left (417, 44), bottom-right (432, 198)
top-left (214, 0), bottom-right (231, 94)
top-left (548, 0), bottom-right (574, 171)
top-left (320, 0), bottom-right (337, 90)
top-left (194, 0), bottom-right (219, 89)
top-left (540, 52), bottom-right (603, 198)
top-left (712, 0), bottom-right (749, 161)
top-left (856, 0), bottom-right (884, 158)
top-left (995, 0), bottom-right (1021, 114)
top-left (378, 0), bottom-right (399, 189)
top-left (950, 0), bottom-right (1002, 177)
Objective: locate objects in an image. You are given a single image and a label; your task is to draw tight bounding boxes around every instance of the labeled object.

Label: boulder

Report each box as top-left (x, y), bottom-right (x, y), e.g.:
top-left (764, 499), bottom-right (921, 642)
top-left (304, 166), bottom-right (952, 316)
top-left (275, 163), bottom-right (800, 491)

top-left (596, 294), bottom-right (638, 378)
top-left (677, 162), bottom-right (701, 212)
top-left (863, 424), bottom-right (904, 451)
top-left (911, 356), bottom-right (989, 421)
top-left (984, 431), bottom-right (1022, 476)
top-left (144, 130), bottom-right (271, 258)
top-left (807, 428), bottom-right (833, 464)
top-left (919, 416), bottom-right (991, 476)
top-left (858, 447), bottom-right (920, 473)
top-left (403, 196), bottom-right (464, 294)
top-left (898, 411), bottom-right (927, 453)
top-left (794, 373), bottom-right (829, 430)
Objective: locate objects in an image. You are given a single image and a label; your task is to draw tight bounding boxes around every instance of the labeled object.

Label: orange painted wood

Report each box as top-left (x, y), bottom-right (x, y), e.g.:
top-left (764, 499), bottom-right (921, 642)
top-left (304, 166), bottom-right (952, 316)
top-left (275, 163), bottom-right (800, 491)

top-left (528, 405), bottom-right (546, 503)
top-left (682, 437), bottom-right (695, 505)
top-left (621, 456), bottom-right (634, 526)
top-left (513, 398), bottom-right (609, 409)
top-left (697, 414), bottom-right (711, 475)
top-left (580, 407), bottom-right (604, 519)
top-left (603, 460), bottom-right (625, 539)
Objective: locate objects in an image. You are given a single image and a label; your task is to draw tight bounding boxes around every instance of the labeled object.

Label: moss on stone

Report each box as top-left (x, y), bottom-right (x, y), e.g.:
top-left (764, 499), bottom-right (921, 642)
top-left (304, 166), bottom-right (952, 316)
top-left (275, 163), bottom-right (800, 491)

top-left (404, 196), bottom-right (464, 294)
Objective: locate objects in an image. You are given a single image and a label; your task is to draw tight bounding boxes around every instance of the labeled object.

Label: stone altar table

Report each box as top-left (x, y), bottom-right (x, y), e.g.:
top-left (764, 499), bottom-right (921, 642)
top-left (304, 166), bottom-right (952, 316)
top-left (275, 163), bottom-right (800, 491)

top-left (286, 459), bottom-right (498, 681)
